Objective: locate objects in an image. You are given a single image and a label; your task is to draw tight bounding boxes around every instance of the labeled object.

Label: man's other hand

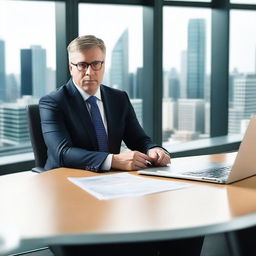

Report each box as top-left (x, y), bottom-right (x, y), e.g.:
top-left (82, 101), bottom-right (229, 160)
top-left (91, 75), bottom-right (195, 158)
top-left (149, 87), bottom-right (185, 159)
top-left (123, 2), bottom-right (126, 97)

top-left (111, 151), bottom-right (152, 171)
top-left (147, 148), bottom-right (171, 167)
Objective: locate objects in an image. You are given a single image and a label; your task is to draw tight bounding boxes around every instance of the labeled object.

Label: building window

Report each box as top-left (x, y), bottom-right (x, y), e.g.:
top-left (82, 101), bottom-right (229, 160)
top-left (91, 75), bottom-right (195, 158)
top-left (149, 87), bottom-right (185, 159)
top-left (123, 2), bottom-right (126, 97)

top-left (162, 7), bottom-right (211, 146)
top-left (228, 10), bottom-right (256, 134)
top-left (0, 1), bottom-right (56, 155)
top-left (79, 3), bottom-right (143, 126)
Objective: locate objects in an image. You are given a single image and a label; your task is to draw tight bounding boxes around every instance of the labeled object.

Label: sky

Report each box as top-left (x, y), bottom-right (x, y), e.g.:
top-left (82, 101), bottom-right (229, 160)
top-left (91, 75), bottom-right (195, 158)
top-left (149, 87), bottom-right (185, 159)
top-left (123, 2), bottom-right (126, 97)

top-left (0, 1), bottom-right (56, 73)
top-left (79, 4), bottom-right (142, 73)
top-left (163, 7), bottom-right (211, 73)
top-left (0, 1), bottom-right (256, 75)
top-left (230, 9), bottom-right (256, 73)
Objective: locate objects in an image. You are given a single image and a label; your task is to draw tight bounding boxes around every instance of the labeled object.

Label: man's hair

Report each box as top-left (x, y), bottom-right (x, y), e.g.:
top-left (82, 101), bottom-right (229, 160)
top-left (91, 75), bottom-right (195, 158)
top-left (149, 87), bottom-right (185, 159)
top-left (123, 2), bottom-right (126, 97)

top-left (67, 35), bottom-right (106, 62)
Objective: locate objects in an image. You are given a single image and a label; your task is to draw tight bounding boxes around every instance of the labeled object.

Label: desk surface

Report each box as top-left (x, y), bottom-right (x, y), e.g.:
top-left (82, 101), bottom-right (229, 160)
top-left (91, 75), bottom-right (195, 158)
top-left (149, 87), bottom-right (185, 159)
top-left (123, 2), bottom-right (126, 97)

top-left (1, 153), bottom-right (256, 254)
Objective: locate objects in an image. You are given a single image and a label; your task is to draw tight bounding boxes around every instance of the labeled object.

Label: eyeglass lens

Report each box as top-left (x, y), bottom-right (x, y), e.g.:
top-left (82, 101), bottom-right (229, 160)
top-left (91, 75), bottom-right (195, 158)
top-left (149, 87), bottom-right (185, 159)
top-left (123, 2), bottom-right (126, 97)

top-left (77, 62), bottom-right (102, 71)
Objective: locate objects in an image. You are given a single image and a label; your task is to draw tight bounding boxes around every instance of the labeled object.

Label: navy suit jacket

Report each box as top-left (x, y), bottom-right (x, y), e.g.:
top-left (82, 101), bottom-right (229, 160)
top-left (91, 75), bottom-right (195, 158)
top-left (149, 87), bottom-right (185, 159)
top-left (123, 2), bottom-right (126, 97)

top-left (39, 79), bottom-right (158, 172)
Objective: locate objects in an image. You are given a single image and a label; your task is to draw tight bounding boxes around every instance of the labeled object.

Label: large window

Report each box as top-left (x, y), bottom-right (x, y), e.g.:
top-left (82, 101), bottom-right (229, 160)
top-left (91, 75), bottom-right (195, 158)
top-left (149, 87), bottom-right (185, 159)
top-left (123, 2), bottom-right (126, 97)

top-left (228, 10), bottom-right (256, 134)
top-left (79, 4), bottom-right (144, 126)
top-left (1, 0), bottom-right (256, 170)
top-left (162, 7), bottom-right (211, 146)
top-left (0, 1), bottom-right (56, 155)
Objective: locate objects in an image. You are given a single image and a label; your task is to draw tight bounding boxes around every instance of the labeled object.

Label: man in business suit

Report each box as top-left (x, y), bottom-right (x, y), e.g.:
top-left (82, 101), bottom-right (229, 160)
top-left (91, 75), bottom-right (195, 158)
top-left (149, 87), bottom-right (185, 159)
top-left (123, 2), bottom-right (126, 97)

top-left (40, 35), bottom-right (203, 256)
top-left (39, 35), bottom-right (170, 172)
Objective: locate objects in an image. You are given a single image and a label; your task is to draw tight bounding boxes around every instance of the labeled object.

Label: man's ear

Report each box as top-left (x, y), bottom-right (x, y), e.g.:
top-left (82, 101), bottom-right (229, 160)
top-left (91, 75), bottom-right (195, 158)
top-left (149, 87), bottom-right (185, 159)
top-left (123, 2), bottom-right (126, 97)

top-left (69, 64), bottom-right (73, 75)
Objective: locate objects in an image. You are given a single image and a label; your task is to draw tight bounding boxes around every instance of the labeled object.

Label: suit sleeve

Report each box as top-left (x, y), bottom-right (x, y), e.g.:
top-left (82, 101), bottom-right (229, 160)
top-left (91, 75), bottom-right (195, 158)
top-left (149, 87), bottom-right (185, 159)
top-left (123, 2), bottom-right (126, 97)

top-left (122, 92), bottom-right (158, 153)
top-left (39, 95), bottom-right (108, 172)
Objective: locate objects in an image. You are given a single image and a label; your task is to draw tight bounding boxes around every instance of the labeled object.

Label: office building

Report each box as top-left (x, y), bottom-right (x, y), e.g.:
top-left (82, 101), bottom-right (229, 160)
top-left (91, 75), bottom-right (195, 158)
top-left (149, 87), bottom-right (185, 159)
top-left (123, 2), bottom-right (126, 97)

top-left (180, 50), bottom-right (187, 99)
top-left (20, 46), bottom-right (47, 98)
top-left (0, 40), bottom-right (6, 102)
top-left (229, 74), bottom-right (256, 133)
top-left (110, 29), bottom-right (129, 93)
top-left (31, 46), bottom-right (47, 98)
top-left (162, 98), bottom-right (177, 141)
top-left (163, 71), bottom-right (170, 98)
top-left (177, 98), bottom-right (205, 134)
top-left (20, 49), bottom-right (33, 96)
top-left (187, 19), bottom-right (206, 99)
top-left (229, 68), bottom-right (240, 108)
top-left (163, 68), bottom-right (180, 100)
top-left (130, 98), bottom-right (143, 126)
top-left (6, 74), bottom-right (19, 103)
top-left (168, 68), bottom-right (180, 100)
top-left (135, 67), bottom-right (143, 99)
top-left (128, 73), bottom-right (135, 99)
top-left (0, 97), bottom-right (35, 144)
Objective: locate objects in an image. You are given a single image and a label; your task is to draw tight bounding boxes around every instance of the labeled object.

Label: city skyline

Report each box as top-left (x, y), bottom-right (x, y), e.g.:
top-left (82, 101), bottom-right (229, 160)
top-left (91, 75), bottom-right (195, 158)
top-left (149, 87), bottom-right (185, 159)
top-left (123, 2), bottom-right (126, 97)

top-left (0, 15), bottom-right (255, 104)
top-left (1, 3), bottom-right (256, 146)
top-left (0, 15), bottom-right (255, 101)
top-left (1, 2), bottom-right (256, 74)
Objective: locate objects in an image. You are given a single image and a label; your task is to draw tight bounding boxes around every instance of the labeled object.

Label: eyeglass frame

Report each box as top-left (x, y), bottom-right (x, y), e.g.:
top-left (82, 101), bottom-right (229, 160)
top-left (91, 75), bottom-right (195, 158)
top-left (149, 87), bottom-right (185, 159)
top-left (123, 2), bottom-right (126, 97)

top-left (71, 61), bottom-right (105, 72)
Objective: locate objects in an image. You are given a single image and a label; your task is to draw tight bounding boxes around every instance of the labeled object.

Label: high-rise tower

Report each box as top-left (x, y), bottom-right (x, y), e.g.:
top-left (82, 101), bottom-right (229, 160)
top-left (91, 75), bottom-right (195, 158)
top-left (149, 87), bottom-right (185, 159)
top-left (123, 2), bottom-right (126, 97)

top-left (21, 49), bottom-right (33, 96)
top-left (110, 29), bottom-right (129, 93)
top-left (20, 45), bottom-right (46, 98)
top-left (31, 45), bottom-right (46, 98)
top-left (229, 74), bottom-right (256, 133)
top-left (187, 19), bottom-right (206, 99)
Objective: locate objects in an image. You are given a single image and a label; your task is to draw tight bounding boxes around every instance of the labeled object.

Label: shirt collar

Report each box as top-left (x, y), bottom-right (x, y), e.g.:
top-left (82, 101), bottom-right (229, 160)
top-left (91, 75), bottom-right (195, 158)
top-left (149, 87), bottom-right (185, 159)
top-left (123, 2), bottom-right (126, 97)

top-left (72, 79), bottom-right (102, 102)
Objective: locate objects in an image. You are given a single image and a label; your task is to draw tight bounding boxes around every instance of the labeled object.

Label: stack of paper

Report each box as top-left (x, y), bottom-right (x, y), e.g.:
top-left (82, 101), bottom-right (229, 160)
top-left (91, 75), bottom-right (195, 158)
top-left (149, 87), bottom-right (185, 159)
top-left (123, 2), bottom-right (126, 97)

top-left (68, 173), bottom-right (192, 200)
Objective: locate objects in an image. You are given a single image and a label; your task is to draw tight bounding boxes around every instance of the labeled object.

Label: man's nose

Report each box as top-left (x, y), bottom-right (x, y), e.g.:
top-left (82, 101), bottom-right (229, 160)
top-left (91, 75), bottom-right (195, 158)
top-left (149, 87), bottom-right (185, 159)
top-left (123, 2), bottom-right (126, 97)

top-left (85, 65), bottom-right (95, 76)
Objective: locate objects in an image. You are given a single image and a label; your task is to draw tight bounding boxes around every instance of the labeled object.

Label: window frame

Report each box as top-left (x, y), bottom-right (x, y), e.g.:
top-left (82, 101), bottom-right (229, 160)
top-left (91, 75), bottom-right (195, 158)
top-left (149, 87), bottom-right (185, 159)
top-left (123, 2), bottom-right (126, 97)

top-left (2, 0), bottom-right (256, 173)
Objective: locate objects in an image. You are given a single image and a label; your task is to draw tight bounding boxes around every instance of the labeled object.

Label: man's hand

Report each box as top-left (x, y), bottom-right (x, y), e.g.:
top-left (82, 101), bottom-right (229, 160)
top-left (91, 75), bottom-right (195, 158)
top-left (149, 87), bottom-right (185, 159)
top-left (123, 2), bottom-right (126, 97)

top-left (111, 151), bottom-right (152, 171)
top-left (147, 148), bottom-right (171, 167)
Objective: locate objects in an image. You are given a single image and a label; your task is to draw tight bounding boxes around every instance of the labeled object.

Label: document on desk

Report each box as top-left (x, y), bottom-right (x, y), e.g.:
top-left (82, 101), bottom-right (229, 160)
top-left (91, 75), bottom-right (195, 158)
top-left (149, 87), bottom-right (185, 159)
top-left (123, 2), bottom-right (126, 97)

top-left (68, 173), bottom-right (192, 200)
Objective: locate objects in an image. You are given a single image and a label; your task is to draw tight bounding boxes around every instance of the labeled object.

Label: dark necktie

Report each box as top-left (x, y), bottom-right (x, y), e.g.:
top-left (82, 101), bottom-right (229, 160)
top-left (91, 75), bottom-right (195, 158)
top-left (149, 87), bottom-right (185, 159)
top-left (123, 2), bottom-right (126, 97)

top-left (87, 96), bottom-right (109, 152)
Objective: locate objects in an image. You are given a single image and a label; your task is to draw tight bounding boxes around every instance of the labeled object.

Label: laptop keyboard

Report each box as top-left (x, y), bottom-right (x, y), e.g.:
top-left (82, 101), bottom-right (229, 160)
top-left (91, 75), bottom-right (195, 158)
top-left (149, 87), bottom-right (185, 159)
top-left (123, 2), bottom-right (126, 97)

top-left (183, 166), bottom-right (232, 179)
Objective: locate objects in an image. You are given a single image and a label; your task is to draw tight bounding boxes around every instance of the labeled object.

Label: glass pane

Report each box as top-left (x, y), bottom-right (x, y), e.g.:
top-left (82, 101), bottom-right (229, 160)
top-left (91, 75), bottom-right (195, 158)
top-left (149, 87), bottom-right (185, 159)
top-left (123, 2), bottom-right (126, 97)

top-left (229, 10), bottom-right (256, 134)
top-left (0, 1), bottom-right (56, 154)
top-left (231, 0), bottom-right (256, 4)
top-left (162, 7), bottom-right (211, 146)
top-left (79, 4), bottom-right (143, 126)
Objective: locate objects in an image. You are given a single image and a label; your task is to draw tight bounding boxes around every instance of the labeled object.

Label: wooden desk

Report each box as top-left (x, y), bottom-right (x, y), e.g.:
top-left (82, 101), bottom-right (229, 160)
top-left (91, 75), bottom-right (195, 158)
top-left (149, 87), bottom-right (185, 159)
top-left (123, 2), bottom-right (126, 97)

top-left (1, 153), bottom-right (256, 254)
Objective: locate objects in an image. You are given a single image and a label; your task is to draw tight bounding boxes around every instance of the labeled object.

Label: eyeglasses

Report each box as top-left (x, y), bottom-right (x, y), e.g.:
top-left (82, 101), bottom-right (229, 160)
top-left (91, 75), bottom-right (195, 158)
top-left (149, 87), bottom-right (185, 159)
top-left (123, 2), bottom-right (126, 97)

top-left (71, 61), bottom-right (104, 72)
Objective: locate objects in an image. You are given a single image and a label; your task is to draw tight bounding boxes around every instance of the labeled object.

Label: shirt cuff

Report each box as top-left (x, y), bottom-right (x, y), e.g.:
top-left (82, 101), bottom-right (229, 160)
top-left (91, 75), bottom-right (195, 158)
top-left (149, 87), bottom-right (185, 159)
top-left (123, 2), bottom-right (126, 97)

top-left (101, 154), bottom-right (113, 171)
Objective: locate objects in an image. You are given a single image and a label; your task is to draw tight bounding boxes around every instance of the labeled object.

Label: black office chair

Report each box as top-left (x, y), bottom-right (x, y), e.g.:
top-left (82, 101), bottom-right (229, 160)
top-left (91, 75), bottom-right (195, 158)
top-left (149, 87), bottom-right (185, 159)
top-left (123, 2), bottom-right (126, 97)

top-left (26, 104), bottom-right (47, 173)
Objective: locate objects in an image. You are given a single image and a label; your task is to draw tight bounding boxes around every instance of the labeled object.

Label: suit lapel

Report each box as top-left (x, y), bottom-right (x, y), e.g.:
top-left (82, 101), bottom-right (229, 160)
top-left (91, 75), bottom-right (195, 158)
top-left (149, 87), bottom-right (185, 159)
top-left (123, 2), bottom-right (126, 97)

top-left (66, 80), bottom-right (98, 149)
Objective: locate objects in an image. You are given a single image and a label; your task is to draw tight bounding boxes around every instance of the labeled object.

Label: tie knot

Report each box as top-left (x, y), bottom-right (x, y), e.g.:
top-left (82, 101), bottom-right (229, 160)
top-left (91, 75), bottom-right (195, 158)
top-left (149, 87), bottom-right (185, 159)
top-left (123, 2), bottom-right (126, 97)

top-left (87, 95), bottom-right (97, 105)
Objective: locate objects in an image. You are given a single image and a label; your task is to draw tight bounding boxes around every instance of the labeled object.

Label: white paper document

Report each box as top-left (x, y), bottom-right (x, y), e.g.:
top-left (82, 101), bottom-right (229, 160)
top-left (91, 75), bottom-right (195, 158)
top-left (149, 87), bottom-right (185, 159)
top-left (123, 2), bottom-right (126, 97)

top-left (68, 173), bottom-right (192, 200)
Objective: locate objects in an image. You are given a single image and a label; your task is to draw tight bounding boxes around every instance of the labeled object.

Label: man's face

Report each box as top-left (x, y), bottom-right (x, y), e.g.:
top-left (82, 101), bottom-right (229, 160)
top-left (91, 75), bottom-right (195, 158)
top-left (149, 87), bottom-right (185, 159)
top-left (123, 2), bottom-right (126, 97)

top-left (69, 47), bottom-right (105, 95)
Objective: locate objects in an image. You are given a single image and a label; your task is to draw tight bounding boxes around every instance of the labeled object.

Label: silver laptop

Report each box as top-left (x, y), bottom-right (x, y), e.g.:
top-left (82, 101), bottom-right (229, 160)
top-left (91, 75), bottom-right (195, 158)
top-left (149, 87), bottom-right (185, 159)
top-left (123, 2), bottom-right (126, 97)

top-left (138, 116), bottom-right (256, 184)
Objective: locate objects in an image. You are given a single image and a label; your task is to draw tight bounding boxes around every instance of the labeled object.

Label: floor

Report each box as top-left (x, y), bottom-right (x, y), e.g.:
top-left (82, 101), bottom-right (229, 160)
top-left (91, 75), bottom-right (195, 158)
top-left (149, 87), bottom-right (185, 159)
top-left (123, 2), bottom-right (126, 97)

top-left (10, 234), bottom-right (231, 256)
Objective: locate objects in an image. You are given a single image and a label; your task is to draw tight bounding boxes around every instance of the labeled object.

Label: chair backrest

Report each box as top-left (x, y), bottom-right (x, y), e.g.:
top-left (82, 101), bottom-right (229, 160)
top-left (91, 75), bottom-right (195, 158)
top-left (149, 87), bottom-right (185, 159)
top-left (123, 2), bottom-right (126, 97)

top-left (26, 104), bottom-right (47, 172)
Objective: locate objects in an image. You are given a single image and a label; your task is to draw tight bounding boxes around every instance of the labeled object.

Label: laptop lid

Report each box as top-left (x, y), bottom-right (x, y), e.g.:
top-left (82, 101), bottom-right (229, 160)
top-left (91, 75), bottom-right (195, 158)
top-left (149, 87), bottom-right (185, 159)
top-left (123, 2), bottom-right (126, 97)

top-left (226, 115), bottom-right (256, 183)
top-left (138, 116), bottom-right (256, 184)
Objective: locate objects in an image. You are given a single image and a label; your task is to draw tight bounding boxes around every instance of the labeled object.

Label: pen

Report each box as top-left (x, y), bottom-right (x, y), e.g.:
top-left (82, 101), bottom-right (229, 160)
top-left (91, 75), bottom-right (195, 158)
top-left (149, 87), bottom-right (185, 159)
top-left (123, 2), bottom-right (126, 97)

top-left (146, 160), bottom-right (153, 167)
